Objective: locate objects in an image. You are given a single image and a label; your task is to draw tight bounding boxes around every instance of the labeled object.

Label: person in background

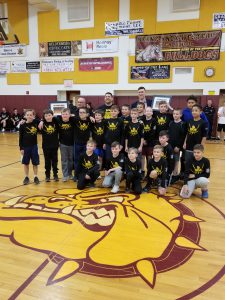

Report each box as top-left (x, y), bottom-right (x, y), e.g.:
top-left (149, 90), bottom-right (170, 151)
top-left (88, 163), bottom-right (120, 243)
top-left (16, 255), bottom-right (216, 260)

top-left (98, 92), bottom-right (114, 119)
top-left (11, 108), bottom-right (21, 132)
top-left (217, 100), bottom-right (225, 144)
top-left (69, 97), bottom-right (92, 117)
top-left (0, 107), bottom-right (10, 132)
top-left (203, 99), bottom-right (215, 140)
top-left (131, 86), bottom-right (153, 109)
top-left (137, 102), bottom-right (145, 122)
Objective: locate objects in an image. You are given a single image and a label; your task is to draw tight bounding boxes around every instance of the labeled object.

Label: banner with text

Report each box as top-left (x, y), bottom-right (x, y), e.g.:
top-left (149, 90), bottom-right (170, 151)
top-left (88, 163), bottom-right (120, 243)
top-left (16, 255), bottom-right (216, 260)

top-left (135, 30), bottom-right (222, 62)
top-left (42, 59), bottom-right (74, 72)
top-left (79, 57), bottom-right (114, 71)
top-left (82, 38), bottom-right (118, 53)
top-left (131, 65), bottom-right (170, 79)
top-left (213, 13), bottom-right (225, 29)
top-left (105, 20), bottom-right (144, 36)
top-left (0, 61), bottom-right (10, 74)
top-left (39, 41), bottom-right (81, 57)
top-left (0, 44), bottom-right (26, 57)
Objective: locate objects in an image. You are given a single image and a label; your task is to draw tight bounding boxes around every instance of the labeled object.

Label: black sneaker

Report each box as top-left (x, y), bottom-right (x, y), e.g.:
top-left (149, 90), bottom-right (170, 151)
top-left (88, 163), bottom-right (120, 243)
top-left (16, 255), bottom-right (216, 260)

top-left (89, 182), bottom-right (96, 188)
top-left (54, 175), bottom-right (59, 182)
top-left (45, 177), bottom-right (50, 182)
top-left (125, 187), bottom-right (131, 193)
top-left (34, 177), bottom-right (40, 184)
top-left (23, 176), bottom-right (30, 185)
top-left (143, 185), bottom-right (151, 193)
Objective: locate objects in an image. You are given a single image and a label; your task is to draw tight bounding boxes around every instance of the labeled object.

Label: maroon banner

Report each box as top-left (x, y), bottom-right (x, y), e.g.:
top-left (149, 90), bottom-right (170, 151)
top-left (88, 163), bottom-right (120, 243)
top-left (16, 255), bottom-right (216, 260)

top-left (135, 30), bottom-right (222, 62)
top-left (79, 57), bottom-right (114, 71)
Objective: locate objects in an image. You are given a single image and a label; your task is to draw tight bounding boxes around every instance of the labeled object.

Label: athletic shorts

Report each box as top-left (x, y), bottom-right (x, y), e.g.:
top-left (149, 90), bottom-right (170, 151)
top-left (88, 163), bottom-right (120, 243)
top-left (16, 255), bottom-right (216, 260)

top-left (94, 147), bottom-right (104, 158)
top-left (217, 123), bottom-right (225, 132)
top-left (22, 145), bottom-right (40, 165)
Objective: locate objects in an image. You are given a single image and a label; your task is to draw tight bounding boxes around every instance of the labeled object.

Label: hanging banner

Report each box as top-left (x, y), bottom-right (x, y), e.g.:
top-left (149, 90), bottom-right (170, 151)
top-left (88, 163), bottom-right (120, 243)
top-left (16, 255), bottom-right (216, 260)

top-left (213, 13), bottom-right (225, 29)
top-left (0, 44), bottom-right (26, 57)
top-left (105, 19), bottom-right (144, 36)
top-left (82, 38), bottom-right (118, 53)
top-left (41, 59), bottom-right (74, 72)
top-left (11, 61), bottom-right (27, 73)
top-left (39, 41), bottom-right (82, 57)
top-left (79, 57), bottom-right (114, 71)
top-left (0, 61), bottom-right (10, 74)
top-left (135, 30), bottom-right (222, 62)
top-left (26, 61), bottom-right (41, 73)
top-left (131, 65), bottom-right (170, 79)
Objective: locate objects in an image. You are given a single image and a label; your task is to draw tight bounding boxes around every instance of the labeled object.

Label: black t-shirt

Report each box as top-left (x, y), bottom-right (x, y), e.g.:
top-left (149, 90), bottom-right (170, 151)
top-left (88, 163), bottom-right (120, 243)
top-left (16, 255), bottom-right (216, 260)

top-left (98, 104), bottom-right (113, 119)
top-left (147, 157), bottom-right (167, 187)
top-left (77, 152), bottom-right (99, 174)
top-left (120, 115), bottom-right (131, 128)
top-left (125, 121), bottom-right (144, 148)
top-left (162, 143), bottom-right (174, 174)
top-left (104, 118), bottom-right (124, 145)
top-left (203, 105), bottom-right (215, 120)
top-left (72, 117), bottom-right (91, 144)
top-left (143, 117), bottom-right (156, 146)
top-left (154, 112), bottom-right (172, 137)
top-left (168, 120), bottom-right (185, 149)
top-left (11, 113), bottom-right (21, 123)
top-left (184, 157), bottom-right (210, 184)
top-left (41, 121), bottom-right (59, 149)
top-left (19, 120), bottom-right (39, 149)
top-left (185, 119), bottom-right (208, 151)
top-left (0, 111), bottom-right (10, 121)
top-left (105, 153), bottom-right (124, 171)
top-left (125, 157), bottom-right (142, 174)
top-left (56, 116), bottom-right (74, 146)
top-left (91, 122), bottom-right (105, 148)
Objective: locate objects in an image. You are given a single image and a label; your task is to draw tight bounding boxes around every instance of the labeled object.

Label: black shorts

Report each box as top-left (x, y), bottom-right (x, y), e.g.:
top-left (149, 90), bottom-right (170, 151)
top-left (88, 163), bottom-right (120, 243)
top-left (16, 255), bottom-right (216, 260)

top-left (22, 145), bottom-right (40, 165)
top-left (217, 123), bottom-right (225, 132)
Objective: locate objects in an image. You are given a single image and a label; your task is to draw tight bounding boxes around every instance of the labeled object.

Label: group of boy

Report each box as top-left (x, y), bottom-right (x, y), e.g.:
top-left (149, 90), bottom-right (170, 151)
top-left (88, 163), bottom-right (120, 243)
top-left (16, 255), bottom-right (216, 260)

top-left (19, 90), bottom-right (210, 199)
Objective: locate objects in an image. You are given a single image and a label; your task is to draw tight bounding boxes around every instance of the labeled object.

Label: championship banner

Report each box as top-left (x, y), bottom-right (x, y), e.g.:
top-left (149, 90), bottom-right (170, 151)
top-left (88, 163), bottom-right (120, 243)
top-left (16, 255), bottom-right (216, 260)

top-left (135, 30), bottom-right (222, 62)
top-left (131, 65), bottom-right (170, 80)
top-left (213, 13), bottom-right (225, 29)
top-left (39, 41), bottom-right (82, 57)
top-left (0, 61), bottom-right (10, 74)
top-left (79, 57), bottom-right (114, 71)
top-left (0, 44), bottom-right (26, 57)
top-left (42, 59), bottom-right (74, 72)
top-left (105, 19), bottom-right (144, 36)
top-left (82, 38), bottom-right (118, 53)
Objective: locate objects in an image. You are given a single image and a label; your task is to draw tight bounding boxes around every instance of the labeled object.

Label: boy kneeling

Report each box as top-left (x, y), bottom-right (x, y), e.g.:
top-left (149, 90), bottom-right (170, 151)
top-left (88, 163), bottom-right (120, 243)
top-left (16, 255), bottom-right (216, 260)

top-left (102, 141), bottom-right (124, 193)
top-left (77, 139), bottom-right (100, 190)
top-left (180, 144), bottom-right (210, 199)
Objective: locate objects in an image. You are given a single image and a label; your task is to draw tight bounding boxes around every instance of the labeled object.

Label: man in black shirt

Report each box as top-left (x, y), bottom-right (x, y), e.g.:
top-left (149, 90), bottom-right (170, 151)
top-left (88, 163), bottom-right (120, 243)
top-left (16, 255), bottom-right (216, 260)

top-left (180, 144), bottom-right (210, 199)
top-left (203, 99), bottom-right (215, 139)
top-left (98, 92), bottom-right (114, 119)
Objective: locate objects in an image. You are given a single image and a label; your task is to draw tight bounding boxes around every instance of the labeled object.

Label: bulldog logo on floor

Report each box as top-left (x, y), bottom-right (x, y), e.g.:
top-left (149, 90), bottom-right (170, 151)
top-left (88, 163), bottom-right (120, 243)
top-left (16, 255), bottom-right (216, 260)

top-left (0, 189), bottom-right (204, 290)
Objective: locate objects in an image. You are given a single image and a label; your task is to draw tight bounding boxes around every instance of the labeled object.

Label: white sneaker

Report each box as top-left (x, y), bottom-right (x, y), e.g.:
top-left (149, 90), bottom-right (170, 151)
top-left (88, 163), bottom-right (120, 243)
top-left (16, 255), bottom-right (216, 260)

top-left (111, 185), bottom-right (119, 193)
top-left (2, 128), bottom-right (5, 132)
top-left (62, 176), bottom-right (68, 182)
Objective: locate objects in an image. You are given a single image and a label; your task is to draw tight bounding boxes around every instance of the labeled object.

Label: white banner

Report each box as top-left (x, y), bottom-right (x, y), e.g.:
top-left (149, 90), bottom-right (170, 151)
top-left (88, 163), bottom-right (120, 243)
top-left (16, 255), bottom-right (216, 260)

top-left (82, 38), bottom-right (118, 53)
top-left (11, 61), bottom-right (27, 73)
top-left (0, 61), bottom-right (10, 74)
top-left (41, 59), bottom-right (74, 72)
top-left (0, 44), bottom-right (26, 57)
top-left (213, 13), bottom-right (225, 29)
top-left (105, 19), bottom-right (144, 36)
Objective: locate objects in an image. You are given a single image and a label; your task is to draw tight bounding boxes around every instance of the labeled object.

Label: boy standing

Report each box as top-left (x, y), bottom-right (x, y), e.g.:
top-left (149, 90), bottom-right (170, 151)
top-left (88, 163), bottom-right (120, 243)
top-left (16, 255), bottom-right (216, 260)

top-left (102, 141), bottom-right (124, 193)
top-left (154, 101), bottom-right (172, 140)
top-left (120, 104), bottom-right (131, 127)
top-left (77, 139), bottom-right (100, 190)
top-left (137, 102), bottom-right (145, 122)
top-left (11, 108), bottom-right (21, 132)
top-left (143, 145), bottom-right (167, 195)
top-left (41, 109), bottom-right (59, 182)
top-left (125, 147), bottom-right (142, 194)
top-left (19, 109), bottom-right (40, 185)
top-left (92, 110), bottom-right (105, 170)
top-left (180, 144), bottom-right (210, 199)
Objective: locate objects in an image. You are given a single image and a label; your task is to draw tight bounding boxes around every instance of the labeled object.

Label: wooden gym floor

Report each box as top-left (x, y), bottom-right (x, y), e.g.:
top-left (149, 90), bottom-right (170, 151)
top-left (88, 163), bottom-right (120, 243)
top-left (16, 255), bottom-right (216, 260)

top-left (0, 133), bottom-right (224, 300)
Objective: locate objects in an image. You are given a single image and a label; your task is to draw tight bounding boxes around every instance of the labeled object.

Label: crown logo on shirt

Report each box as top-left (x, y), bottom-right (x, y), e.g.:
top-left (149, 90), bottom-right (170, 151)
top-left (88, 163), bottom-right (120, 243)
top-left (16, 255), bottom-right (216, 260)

top-left (111, 162), bottom-right (119, 168)
top-left (26, 126), bottom-right (37, 135)
top-left (95, 126), bottom-right (104, 135)
top-left (192, 164), bottom-right (204, 175)
top-left (79, 122), bottom-right (89, 131)
top-left (157, 116), bottom-right (166, 125)
top-left (82, 159), bottom-right (93, 169)
top-left (188, 125), bottom-right (199, 135)
top-left (154, 166), bottom-right (163, 175)
top-left (44, 125), bottom-right (55, 134)
top-left (108, 122), bottom-right (117, 131)
top-left (61, 123), bottom-right (71, 130)
top-left (144, 124), bottom-right (151, 132)
top-left (130, 127), bottom-right (138, 136)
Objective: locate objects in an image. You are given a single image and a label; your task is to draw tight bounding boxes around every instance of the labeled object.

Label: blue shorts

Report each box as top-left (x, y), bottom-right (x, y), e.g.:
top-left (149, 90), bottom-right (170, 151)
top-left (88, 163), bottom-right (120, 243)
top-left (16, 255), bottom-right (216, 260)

top-left (22, 145), bottom-right (40, 165)
top-left (94, 147), bottom-right (104, 158)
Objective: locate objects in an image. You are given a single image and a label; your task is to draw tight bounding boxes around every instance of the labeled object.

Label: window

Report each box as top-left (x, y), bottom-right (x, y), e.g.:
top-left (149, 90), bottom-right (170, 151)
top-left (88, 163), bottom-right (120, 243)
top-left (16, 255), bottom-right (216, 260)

top-left (172, 0), bottom-right (200, 12)
top-left (0, 3), bottom-right (8, 35)
top-left (67, 0), bottom-right (90, 22)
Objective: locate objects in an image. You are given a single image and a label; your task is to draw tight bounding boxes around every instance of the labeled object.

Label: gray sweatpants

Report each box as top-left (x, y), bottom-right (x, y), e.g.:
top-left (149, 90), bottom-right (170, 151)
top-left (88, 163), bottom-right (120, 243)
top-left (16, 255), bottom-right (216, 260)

top-left (60, 144), bottom-right (74, 178)
top-left (180, 177), bottom-right (209, 199)
top-left (102, 169), bottom-right (123, 187)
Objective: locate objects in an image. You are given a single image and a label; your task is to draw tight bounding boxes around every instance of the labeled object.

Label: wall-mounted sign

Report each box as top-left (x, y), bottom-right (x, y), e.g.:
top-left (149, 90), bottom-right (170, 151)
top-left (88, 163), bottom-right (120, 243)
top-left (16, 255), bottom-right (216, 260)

top-left (10, 61), bottom-right (41, 73)
top-left (0, 44), bottom-right (26, 57)
top-left (0, 61), bottom-right (10, 74)
top-left (82, 38), bottom-right (118, 53)
top-left (213, 13), bottom-right (225, 29)
top-left (105, 19), bottom-right (144, 36)
top-left (79, 57), bottom-right (114, 71)
top-left (136, 30), bottom-right (222, 62)
top-left (39, 41), bottom-right (82, 57)
top-left (131, 65), bottom-right (170, 79)
top-left (42, 59), bottom-right (74, 72)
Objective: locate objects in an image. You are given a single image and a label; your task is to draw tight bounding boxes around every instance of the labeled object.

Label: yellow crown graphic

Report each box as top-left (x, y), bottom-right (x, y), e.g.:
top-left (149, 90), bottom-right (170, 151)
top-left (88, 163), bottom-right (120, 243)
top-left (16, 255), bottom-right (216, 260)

top-left (130, 127), bottom-right (138, 136)
top-left (188, 125), bottom-right (199, 135)
top-left (95, 126), bottom-right (104, 135)
top-left (79, 122), bottom-right (89, 131)
top-left (44, 125), bottom-right (55, 134)
top-left (157, 116), bottom-right (166, 125)
top-left (154, 166), bottom-right (163, 175)
top-left (108, 122), bottom-right (117, 131)
top-left (111, 162), bottom-right (119, 168)
top-left (192, 164), bottom-right (204, 174)
top-left (61, 123), bottom-right (71, 130)
top-left (26, 126), bottom-right (37, 135)
top-left (83, 159), bottom-right (93, 169)
top-left (144, 124), bottom-right (151, 132)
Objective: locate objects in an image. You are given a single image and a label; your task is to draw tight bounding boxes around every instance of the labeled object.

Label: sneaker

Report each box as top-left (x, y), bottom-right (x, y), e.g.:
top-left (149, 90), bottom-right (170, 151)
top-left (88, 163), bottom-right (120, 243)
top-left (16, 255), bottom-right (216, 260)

top-left (142, 185), bottom-right (151, 193)
top-left (1, 128), bottom-right (5, 132)
top-left (23, 176), bottom-right (30, 185)
top-left (62, 176), bottom-right (68, 182)
top-left (54, 175), bottom-right (59, 182)
top-left (170, 175), bottom-right (180, 185)
top-left (111, 185), bottom-right (119, 193)
top-left (34, 177), bottom-right (40, 184)
top-left (45, 177), bottom-right (50, 182)
top-left (201, 190), bottom-right (208, 198)
top-left (125, 187), bottom-right (130, 193)
top-left (69, 175), bottom-right (74, 180)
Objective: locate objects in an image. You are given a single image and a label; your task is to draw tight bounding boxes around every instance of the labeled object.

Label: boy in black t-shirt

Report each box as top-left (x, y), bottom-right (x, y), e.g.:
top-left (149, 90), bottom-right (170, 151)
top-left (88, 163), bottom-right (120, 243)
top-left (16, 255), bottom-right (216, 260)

top-left (92, 109), bottom-right (105, 170)
top-left (102, 141), bottom-right (124, 193)
top-left (77, 139), bottom-right (100, 190)
top-left (154, 101), bottom-right (172, 140)
top-left (11, 108), bottom-right (21, 132)
top-left (183, 105), bottom-right (208, 164)
top-left (41, 109), bottom-right (59, 182)
top-left (0, 107), bottom-right (10, 132)
top-left (180, 144), bottom-right (210, 199)
top-left (121, 104), bottom-right (131, 127)
top-left (125, 147), bottom-right (142, 194)
top-left (143, 145), bottom-right (167, 195)
top-left (19, 109), bottom-right (40, 185)
top-left (137, 102), bottom-right (145, 122)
